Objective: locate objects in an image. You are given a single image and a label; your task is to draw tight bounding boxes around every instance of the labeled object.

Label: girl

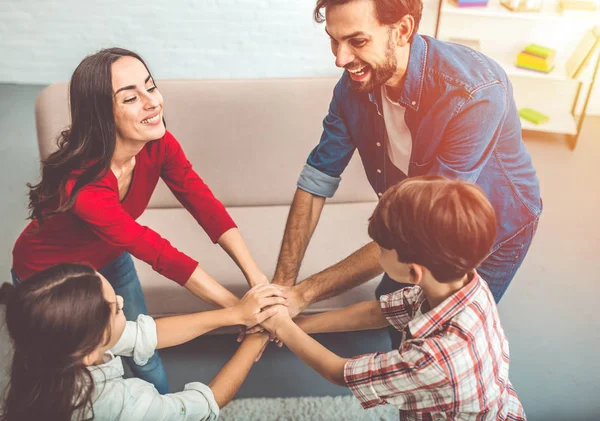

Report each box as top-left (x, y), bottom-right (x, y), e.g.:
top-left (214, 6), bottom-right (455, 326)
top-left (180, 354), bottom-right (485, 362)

top-left (12, 48), bottom-right (269, 393)
top-left (0, 263), bottom-right (285, 421)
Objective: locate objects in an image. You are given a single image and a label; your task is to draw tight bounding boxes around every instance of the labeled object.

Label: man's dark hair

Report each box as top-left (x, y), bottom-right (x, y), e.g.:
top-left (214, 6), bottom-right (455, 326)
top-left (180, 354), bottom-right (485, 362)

top-left (314, 0), bottom-right (423, 42)
top-left (368, 175), bottom-right (497, 282)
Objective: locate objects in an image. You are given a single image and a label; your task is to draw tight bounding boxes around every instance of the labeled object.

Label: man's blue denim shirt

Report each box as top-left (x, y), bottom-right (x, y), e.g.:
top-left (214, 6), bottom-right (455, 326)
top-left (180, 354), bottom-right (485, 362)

top-left (298, 34), bottom-right (542, 248)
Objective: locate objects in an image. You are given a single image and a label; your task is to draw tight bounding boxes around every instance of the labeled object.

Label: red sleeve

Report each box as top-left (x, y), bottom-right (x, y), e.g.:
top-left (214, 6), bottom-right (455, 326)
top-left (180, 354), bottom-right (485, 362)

top-left (71, 182), bottom-right (198, 285)
top-left (159, 132), bottom-right (237, 243)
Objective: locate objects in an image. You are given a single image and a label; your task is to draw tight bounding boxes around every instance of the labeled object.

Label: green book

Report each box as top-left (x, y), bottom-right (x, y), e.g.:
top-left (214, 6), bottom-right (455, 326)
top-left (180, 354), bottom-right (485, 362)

top-left (519, 108), bottom-right (550, 124)
top-left (524, 44), bottom-right (556, 59)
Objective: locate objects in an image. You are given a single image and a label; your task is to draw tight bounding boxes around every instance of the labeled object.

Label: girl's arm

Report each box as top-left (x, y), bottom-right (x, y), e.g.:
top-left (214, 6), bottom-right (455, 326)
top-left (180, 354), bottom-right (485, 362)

top-left (209, 333), bottom-right (270, 408)
top-left (294, 300), bottom-right (389, 333)
top-left (217, 228), bottom-right (269, 287)
top-left (155, 284), bottom-right (286, 349)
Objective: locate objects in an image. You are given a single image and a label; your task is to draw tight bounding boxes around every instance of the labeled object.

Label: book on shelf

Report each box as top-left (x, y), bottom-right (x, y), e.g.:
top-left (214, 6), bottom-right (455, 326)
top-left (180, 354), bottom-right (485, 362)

top-left (516, 44), bottom-right (555, 73)
top-left (500, 0), bottom-right (543, 11)
top-left (451, 0), bottom-right (489, 7)
top-left (517, 53), bottom-right (554, 71)
top-left (565, 25), bottom-right (600, 79)
top-left (516, 62), bottom-right (555, 73)
top-left (559, 0), bottom-right (599, 10)
top-left (519, 108), bottom-right (550, 125)
top-left (523, 44), bottom-right (556, 60)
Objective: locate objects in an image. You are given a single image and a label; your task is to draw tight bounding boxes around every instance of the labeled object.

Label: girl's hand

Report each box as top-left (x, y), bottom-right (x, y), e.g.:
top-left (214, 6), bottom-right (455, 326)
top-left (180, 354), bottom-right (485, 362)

top-left (235, 284), bottom-right (288, 327)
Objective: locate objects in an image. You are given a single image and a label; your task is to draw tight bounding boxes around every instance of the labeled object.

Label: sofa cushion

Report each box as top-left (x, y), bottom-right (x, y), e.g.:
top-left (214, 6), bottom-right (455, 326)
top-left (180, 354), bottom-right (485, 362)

top-left (134, 201), bottom-right (380, 317)
top-left (35, 79), bottom-right (377, 208)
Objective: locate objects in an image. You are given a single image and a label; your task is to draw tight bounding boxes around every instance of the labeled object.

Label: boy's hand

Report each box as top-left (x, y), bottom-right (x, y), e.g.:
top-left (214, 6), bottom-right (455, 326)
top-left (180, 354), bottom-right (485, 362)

top-left (260, 304), bottom-right (290, 332)
top-left (234, 284), bottom-right (288, 327)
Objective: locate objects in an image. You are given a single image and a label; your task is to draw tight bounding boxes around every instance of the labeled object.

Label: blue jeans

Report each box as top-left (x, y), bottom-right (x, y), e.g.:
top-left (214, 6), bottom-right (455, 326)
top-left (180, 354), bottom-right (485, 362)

top-left (98, 253), bottom-right (169, 394)
top-left (11, 252), bottom-right (170, 394)
top-left (375, 218), bottom-right (539, 349)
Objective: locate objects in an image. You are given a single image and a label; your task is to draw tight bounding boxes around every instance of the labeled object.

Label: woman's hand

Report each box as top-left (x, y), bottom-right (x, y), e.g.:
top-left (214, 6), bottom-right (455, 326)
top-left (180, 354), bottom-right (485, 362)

top-left (247, 273), bottom-right (270, 287)
top-left (234, 284), bottom-right (288, 327)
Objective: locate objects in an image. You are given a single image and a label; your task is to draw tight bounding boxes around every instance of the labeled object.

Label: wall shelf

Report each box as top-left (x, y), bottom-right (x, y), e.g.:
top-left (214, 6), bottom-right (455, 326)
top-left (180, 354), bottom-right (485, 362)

top-left (435, 1), bottom-right (600, 149)
top-left (441, 0), bottom-right (600, 21)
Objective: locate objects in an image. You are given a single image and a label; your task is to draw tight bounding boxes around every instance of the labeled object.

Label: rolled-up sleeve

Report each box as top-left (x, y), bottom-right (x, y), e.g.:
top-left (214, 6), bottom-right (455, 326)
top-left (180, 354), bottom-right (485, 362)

top-left (344, 343), bottom-right (449, 411)
top-left (114, 378), bottom-right (220, 421)
top-left (111, 315), bottom-right (158, 366)
top-left (297, 164), bottom-right (342, 198)
top-left (145, 382), bottom-right (219, 421)
top-left (379, 286), bottom-right (422, 332)
top-left (298, 78), bottom-right (356, 198)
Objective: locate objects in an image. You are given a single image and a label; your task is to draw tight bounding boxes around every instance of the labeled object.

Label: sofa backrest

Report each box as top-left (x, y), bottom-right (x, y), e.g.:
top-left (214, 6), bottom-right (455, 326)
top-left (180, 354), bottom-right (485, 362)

top-left (35, 78), bottom-right (376, 207)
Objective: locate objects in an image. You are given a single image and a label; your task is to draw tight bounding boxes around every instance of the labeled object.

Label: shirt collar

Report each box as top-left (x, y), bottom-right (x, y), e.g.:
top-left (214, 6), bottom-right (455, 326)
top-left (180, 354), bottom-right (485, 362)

top-left (367, 33), bottom-right (427, 113)
top-left (88, 351), bottom-right (124, 383)
top-left (408, 273), bottom-right (484, 339)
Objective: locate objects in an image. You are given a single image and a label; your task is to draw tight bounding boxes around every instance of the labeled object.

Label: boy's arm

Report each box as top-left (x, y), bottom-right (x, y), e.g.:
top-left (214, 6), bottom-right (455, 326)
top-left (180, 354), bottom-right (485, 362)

top-left (269, 315), bottom-right (349, 386)
top-left (209, 333), bottom-right (269, 407)
top-left (294, 300), bottom-right (389, 334)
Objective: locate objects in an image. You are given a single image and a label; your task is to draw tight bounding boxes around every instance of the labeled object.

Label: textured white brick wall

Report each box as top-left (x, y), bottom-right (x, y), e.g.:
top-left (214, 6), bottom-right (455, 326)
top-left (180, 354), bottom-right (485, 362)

top-left (0, 0), bottom-right (338, 82)
top-left (0, 0), bottom-right (440, 83)
top-left (0, 0), bottom-right (597, 113)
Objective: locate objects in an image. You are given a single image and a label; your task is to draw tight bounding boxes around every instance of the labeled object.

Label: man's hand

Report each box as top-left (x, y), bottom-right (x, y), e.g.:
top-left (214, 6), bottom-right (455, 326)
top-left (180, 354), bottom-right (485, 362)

top-left (234, 284), bottom-right (288, 327)
top-left (245, 285), bottom-right (304, 334)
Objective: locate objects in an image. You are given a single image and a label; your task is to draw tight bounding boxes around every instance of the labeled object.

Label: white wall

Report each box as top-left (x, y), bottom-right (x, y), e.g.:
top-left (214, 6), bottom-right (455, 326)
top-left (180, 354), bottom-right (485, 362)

top-left (0, 0), bottom-right (597, 114)
top-left (0, 0), bottom-right (437, 81)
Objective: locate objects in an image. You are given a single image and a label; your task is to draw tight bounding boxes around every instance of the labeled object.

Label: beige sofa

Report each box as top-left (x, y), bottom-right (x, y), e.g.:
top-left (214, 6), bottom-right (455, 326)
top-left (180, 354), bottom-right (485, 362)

top-left (34, 78), bottom-right (380, 318)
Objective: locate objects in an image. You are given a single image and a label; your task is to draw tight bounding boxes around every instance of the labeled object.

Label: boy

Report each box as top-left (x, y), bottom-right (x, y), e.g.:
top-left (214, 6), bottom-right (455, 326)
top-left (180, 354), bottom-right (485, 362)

top-left (261, 175), bottom-right (526, 420)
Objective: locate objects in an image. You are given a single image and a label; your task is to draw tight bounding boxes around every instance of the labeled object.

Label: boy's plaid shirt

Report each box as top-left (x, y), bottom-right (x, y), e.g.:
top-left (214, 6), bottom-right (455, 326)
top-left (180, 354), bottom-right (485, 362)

top-left (344, 275), bottom-right (526, 421)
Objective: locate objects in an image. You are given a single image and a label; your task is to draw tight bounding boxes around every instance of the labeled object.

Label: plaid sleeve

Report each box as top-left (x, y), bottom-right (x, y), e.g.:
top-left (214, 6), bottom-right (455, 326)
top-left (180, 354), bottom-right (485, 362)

top-left (343, 341), bottom-right (449, 411)
top-left (379, 286), bottom-right (423, 332)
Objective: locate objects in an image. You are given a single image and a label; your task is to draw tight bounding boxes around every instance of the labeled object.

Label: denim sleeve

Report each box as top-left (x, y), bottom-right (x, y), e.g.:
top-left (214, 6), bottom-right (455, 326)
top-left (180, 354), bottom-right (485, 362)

top-left (427, 83), bottom-right (507, 182)
top-left (298, 80), bottom-right (356, 198)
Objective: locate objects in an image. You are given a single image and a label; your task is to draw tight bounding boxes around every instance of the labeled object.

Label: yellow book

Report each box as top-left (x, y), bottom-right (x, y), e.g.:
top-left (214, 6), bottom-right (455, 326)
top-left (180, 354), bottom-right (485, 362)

top-left (517, 51), bottom-right (554, 69)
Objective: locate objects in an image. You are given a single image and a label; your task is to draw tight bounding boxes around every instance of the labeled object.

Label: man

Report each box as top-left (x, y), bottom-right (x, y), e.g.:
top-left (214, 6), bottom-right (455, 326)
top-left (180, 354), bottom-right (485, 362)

top-left (270, 0), bottom-right (541, 348)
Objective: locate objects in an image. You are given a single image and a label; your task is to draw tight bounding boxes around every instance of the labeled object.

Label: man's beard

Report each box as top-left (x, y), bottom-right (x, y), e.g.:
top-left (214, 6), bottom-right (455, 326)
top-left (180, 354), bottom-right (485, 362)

top-left (348, 38), bottom-right (397, 93)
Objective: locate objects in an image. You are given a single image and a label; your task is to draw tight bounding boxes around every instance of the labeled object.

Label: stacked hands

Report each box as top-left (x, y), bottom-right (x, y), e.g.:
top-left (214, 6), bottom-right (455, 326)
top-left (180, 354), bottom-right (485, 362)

top-left (233, 283), bottom-right (300, 359)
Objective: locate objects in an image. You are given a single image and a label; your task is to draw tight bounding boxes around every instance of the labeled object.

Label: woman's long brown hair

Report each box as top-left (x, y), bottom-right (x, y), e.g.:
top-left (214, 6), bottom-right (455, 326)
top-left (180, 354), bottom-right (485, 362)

top-left (27, 47), bottom-right (153, 226)
top-left (0, 263), bottom-right (113, 421)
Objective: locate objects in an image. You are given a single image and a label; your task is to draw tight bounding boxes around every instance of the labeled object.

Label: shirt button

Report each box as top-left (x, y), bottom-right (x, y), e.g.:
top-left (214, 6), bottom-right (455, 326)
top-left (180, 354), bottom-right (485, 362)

top-left (377, 169), bottom-right (382, 174)
top-left (378, 192), bottom-right (383, 197)
top-left (411, 100), bottom-right (416, 106)
top-left (376, 142), bottom-right (381, 147)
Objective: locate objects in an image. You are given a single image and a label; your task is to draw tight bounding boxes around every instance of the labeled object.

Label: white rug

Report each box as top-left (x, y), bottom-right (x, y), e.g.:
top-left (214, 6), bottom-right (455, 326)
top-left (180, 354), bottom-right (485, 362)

top-left (220, 395), bottom-right (397, 420)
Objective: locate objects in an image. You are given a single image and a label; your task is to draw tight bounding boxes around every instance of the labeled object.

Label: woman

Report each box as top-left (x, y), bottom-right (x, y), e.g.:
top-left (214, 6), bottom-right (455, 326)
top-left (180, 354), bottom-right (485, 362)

top-left (0, 263), bottom-right (283, 421)
top-left (12, 48), bottom-right (269, 393)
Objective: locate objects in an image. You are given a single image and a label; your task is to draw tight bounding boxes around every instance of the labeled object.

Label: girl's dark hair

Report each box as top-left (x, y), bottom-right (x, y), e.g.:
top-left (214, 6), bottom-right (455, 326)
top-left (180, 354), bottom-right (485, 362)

top-left (0, 264), bottom-right (113, 421)
top-left (368, 175), bottom-right (497, 282)
top-left (314, 0), bottom-right (423, 42)
top-left (27, 47), bottom-right (154, 226)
